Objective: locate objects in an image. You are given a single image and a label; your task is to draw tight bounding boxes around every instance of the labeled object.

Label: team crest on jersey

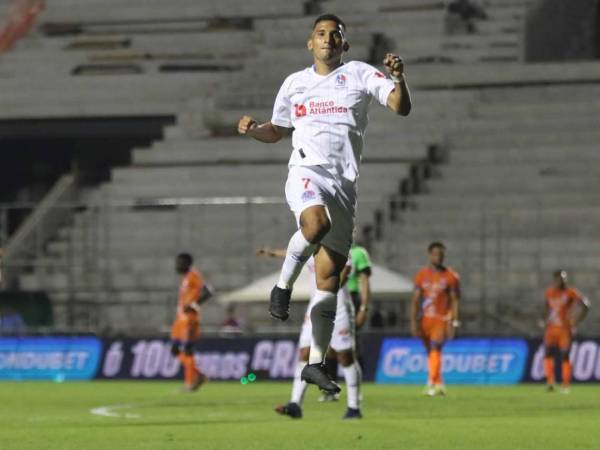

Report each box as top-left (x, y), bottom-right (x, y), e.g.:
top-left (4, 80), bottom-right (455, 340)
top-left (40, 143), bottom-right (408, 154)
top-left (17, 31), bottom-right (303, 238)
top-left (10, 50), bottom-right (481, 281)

top-left (335, 73), bottom-right (347, 87)
top-left (301, 190), bottom-right (316, 202)
top-left (294, 104), bottom-right (307, 117)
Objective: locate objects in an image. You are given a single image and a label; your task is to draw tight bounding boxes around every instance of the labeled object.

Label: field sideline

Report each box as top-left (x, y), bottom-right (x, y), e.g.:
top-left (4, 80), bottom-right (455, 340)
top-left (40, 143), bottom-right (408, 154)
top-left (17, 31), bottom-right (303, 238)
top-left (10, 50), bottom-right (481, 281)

top-left (0, 381), bottom-right (598, 450)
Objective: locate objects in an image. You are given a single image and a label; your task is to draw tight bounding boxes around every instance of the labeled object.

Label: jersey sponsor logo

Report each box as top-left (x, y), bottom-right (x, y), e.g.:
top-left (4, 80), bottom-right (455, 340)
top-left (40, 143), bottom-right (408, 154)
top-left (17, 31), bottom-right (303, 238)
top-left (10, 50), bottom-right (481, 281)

top-left (308, 100), bottom-right (348, 115)
top-left (294, 104), bottom-right (307, 117)
top-left (376, 338), bottom-right (528, 384)
top-left (301, 190), bottom-right (317, 203)
top-left (335, 73), bottom-right (347, 87)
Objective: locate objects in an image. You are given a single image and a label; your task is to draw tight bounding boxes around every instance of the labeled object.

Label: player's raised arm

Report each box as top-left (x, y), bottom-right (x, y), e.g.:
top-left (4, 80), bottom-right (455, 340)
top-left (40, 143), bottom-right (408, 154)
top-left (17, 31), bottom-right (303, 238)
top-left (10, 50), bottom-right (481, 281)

top-left (383, 53), bottom-right (412, 116)
top-left (238, 116), bottom-right (292, 143)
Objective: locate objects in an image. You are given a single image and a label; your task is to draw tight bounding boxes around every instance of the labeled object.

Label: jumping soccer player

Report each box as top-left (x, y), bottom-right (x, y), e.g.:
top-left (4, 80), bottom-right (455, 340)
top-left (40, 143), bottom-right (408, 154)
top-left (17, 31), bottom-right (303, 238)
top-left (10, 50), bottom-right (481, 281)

top-left (410, 242), bottom-right (460, 396)
top-left (170, 253), bottom-right (208, 392)
top-left (543, 270), bottom-right (590, 393)
top-left (238, 13), bottom-right (411, 393)
top-left (258, 247), bottom-right (363, 419)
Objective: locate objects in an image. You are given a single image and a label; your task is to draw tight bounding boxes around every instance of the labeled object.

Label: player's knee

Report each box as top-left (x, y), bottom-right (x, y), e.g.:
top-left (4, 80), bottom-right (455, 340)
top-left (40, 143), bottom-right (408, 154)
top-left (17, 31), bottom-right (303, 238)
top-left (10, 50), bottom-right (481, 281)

top-left (430, 341), bottom-right (442, 351)
top-left (298, 347), bottom-right (310, 362)
top-left (338, 351), bottom-right (354, 367)
top-left (560, 350), bottom-right (570, 361)
top-left (300, 211), bottom-right (331, 243)
top-left (544, 348), bottom-right (554, 358)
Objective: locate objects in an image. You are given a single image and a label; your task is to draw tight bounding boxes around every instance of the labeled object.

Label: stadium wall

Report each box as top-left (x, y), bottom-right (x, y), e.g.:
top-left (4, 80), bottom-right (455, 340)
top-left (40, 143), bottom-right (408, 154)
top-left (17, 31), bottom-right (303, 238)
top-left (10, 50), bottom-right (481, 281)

top-left (1, 336), bottom-right (600, 384)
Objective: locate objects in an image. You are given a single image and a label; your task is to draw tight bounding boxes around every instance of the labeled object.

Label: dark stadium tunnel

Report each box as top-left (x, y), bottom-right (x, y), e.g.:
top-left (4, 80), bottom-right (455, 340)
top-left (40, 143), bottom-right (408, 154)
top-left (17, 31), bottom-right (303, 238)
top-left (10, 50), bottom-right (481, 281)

top-left (0, 115), bottom-right (174, 235)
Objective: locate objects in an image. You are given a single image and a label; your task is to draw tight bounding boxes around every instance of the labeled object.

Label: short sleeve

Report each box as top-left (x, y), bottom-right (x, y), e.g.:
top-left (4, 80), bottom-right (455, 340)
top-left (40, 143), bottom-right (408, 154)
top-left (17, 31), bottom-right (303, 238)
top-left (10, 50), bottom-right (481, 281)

top-left (358, 62), bottom-right (395, 107)
top-left (270, 76), bottom-right (293, 128)
top-left (353, 247), bottom-right (372, 273)
top-left (414, 270), bottom-right (423, 290)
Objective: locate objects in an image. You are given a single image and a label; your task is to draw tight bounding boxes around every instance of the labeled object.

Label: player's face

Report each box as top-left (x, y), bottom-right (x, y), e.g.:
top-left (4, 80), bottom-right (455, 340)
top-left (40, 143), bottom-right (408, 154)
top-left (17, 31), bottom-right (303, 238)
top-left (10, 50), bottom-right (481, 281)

top-left (553, 273), bottom-right (567, 289)
top-left (308, 20), bottom-right (345, 64)
top-left (429, 247), bottom-right (445, 268)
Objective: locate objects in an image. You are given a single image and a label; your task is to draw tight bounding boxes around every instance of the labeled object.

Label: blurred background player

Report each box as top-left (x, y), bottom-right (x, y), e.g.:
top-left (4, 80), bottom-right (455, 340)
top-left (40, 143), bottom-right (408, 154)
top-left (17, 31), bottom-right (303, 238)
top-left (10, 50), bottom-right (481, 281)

top-left (258, 247), bottom-right (363, 419)
top-left (322, 241), bottom-right (371, 401)
top-left (542, 270), bottom-right (590, 393)
top-left (238, 13), bottom-right (411, 394)
top-left (170, 252), bottom-right (209, 392)
top-left (410, 242), bottom-right (460, 396)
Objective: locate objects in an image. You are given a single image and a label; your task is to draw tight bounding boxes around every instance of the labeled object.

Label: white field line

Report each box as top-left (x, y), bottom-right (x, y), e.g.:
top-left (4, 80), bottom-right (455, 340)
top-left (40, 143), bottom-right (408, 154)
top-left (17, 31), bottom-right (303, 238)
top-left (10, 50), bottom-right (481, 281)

top-left (90, 404), bottom-right (141, 419)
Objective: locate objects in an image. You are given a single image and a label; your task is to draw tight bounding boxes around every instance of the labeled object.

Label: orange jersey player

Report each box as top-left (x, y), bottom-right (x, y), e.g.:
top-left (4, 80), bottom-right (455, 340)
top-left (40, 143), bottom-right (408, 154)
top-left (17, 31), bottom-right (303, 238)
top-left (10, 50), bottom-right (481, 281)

top-left (543, 270), bottom-right (589, 393)
top-left (410, 241), bottom-right (460, 396)
top-left (170, 252), bottom-right (208, 392)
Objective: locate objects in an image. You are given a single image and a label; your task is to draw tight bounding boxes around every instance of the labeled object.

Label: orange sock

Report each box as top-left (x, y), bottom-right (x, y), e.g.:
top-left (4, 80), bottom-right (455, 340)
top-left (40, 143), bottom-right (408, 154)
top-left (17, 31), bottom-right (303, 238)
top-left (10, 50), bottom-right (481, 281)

top-left (544, 357), bottom-right (555, 385)
top-left (179, 354), bottom-right (199, 385)
top-left (561, 360), bottom-right (571, 387)
top-left (429, 350), bottom-right (442, 385)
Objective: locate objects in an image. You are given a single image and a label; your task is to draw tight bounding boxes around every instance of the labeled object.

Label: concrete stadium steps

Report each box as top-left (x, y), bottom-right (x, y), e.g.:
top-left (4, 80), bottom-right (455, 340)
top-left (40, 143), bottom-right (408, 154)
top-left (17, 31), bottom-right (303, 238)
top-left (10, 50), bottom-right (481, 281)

top-left (426, 176), bottom-right (600, 195)
top-left (41, 0), bottom-right (305, 22)
top-left (412, 192), bottom-right (600, 211)
top-left (0, 73), bottom-right (219, 118)
top-left (132, 139), bottom-right (294, 165)
top-left (449, 145), bottom-right (600, 164)
top-left (99, 162), bottom-right (412, 201)
top-left (395, 207), bottom-right (600, 234)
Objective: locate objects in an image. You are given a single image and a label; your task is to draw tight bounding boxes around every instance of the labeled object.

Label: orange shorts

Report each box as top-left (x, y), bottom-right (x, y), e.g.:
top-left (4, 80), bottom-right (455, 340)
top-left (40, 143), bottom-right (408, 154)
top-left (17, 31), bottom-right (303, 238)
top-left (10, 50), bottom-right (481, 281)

top-left (420, 317), bottom-right (447, 344)
top-left (544, 326), bottom-right (571, 350)
top-left (171, 312), bottom-right (200, 342)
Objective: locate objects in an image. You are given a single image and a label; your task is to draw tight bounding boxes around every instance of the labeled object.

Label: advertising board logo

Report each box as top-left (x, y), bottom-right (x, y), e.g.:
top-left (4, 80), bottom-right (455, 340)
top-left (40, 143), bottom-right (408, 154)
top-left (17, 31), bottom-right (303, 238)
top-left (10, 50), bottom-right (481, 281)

top-left (376, 338), bottom-right (528, 384)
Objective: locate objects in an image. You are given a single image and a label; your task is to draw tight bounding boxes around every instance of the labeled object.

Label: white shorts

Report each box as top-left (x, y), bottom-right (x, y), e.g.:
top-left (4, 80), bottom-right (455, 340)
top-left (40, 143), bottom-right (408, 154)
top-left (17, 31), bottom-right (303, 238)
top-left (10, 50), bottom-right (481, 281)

top-left (298, 286), bottom-right (356, 352)
top-left (285, 165), bottom-right (356, 257)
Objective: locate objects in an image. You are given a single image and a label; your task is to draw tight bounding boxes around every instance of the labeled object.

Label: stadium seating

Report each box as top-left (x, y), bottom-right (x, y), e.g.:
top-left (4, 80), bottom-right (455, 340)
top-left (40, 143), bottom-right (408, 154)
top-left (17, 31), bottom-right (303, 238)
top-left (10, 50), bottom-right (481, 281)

top-left (4, 0), bottom-right (600, 337)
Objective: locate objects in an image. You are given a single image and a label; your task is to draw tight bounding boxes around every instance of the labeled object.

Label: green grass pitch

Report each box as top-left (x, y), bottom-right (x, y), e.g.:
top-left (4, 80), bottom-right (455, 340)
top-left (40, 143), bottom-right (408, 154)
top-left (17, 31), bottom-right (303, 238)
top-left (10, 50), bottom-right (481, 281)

top-left (0, 381), bottom-right (599, 450)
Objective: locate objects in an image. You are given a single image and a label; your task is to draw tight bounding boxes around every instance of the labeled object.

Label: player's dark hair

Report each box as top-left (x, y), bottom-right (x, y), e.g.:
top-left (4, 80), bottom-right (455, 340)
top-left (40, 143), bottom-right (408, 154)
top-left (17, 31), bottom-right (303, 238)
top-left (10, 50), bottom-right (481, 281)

top-left (313, 13), bottom-right (346, 32)
top-left (428, 241), bottom-right (446, 252)
top-left (177, 252), bottom-right (193, 265)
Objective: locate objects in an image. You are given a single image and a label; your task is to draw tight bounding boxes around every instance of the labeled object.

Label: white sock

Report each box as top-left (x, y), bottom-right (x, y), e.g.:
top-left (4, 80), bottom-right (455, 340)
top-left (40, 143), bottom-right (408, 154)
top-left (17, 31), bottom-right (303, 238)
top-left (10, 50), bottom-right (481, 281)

top-left (343, 362), bottom-right (362, 410)
top-left (308, 290), bottom-right (337, 364)
top-left (277, 230), bottom-right (316, 290)
top-left (290, 360), bottom-right (308, 405)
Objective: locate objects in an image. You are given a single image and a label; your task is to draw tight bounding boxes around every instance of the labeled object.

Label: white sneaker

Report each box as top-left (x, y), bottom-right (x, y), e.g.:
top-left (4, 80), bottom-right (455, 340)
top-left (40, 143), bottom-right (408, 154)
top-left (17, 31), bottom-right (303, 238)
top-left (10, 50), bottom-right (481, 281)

top-left (423, 384), bottom-right (436, 396)
top-left (435, 384), bottom-right (447, 396)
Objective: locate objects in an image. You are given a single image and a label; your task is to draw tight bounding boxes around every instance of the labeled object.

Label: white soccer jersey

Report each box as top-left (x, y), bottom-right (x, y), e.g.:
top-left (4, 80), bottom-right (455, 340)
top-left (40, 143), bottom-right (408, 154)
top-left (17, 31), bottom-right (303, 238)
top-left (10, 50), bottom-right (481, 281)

top-left (271, 60), bottom-right (395, 182)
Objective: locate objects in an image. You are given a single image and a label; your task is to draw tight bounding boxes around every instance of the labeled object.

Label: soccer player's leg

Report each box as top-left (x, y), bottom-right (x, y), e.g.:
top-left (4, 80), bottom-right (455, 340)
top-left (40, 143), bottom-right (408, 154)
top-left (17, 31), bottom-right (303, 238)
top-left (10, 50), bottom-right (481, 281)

top-left (179, 315), bottom-right (206, 392)
top-left (276, 313), bottom-right (312, 419)
top-left (271, 167), bottom-right (331, 320)
top-left (558, 330), bottom-right (572, 393)
top-left (544, 328), bottom-right (559, 391)
top-left (429, 325), bottom-right (446, 396)
top-left (331, 293), bottom-right (362, 419)
top-left (301, 246), bottom-right (347, 394)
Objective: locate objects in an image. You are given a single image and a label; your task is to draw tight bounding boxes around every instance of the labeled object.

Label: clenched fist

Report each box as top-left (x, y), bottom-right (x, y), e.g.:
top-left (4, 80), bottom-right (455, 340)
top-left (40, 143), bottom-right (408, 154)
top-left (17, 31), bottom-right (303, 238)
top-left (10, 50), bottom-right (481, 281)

top-left (238, 115), bottom-right (258, 135)
top-left (383, 53), bottom-right (404, 79)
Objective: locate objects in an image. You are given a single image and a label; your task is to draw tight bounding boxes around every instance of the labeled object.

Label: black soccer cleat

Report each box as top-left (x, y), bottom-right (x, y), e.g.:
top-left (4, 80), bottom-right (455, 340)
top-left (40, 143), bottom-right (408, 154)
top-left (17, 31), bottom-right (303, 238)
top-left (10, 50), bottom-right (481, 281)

top-left (301, 363), bottom-right (341, 395)
top-left (275, 402), bottom-right (302, 419)
top-left (269, 286), bottom-right (291, 321)
top-left (342, 408), bottom-right (363, 420)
